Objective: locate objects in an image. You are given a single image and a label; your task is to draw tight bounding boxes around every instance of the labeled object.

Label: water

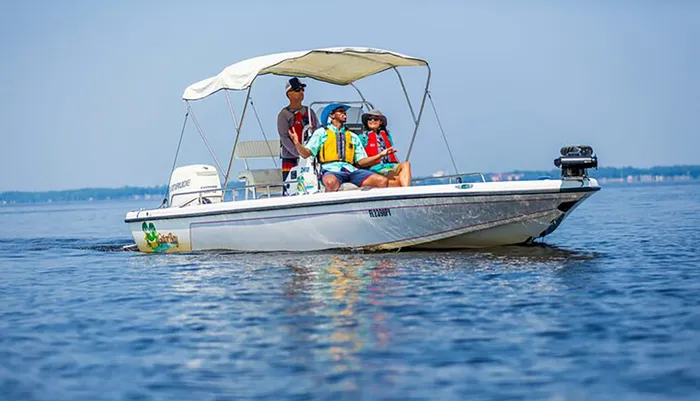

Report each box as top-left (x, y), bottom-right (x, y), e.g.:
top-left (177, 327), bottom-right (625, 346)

top-left (1, 182), bottom-right (699, 401)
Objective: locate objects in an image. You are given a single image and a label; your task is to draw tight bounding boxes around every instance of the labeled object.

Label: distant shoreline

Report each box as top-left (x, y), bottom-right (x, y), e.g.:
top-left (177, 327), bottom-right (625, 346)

top-left (2, 166), bottom-right (698, 205)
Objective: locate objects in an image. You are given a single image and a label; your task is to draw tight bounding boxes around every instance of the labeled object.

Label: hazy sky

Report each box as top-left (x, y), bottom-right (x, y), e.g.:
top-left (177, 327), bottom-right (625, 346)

top-left (1, 0), bottom-right (698, 191)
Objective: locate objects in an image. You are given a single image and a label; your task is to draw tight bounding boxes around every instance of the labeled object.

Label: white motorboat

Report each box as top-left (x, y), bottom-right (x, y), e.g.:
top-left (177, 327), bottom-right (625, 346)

top-left (125, 47), bottom-right (600, 253)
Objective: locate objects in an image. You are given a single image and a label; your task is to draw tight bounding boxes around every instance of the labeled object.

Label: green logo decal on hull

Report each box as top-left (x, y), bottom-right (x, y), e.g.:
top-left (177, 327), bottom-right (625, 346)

top-left (142, 222), bottom-right (179, 252)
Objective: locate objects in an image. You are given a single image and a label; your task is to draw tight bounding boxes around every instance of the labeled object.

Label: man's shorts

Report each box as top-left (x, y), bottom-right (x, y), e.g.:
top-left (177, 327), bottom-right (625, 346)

top-left (321, 168), bottom-right (376, 187)
top-left (369, 163), bottom-right (398, 176)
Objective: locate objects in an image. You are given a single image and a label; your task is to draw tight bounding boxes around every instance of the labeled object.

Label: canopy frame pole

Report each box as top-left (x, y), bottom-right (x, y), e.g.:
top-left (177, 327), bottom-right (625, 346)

top-left (392, 67), bottom-right (418, 124)
top-left (428, 91), bottom-right (459, 175)
top-left (405, 65), bottom-right (432, 161)
top-left (161, 106), bottom-right (190, 207)
top-left (224, 91), bottom-right (240, 134)
top-left (349, 83), bottom-right (369, 108)
top-left (249, 98), bottom-right (278, 167)
top-left (187, 101), bottom-right (226, 175)
top-left (222, 85), bottom-right (252, 190)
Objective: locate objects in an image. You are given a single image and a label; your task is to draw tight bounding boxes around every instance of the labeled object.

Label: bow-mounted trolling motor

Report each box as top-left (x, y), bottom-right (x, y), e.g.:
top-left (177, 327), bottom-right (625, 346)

top-left (554, 145), bottom-right (598, 178)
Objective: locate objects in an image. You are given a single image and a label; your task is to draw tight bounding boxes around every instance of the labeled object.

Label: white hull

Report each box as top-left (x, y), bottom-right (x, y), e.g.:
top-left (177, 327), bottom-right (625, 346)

top-left (126, 179), bottom-right (599, 253)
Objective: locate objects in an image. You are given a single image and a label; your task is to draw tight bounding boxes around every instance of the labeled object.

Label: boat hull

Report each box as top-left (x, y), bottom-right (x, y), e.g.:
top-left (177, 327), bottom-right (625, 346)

top-left (125, 179), bottom-right (599, 253)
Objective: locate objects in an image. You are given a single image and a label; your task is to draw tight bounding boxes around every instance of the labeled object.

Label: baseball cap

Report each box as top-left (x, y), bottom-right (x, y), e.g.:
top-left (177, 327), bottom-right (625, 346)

top-left (285, 77), bottom-right (307, 92)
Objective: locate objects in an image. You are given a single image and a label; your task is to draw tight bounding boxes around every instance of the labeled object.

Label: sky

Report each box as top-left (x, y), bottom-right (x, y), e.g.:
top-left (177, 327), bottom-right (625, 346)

top-left (1, 0), bottom-right (698, 191)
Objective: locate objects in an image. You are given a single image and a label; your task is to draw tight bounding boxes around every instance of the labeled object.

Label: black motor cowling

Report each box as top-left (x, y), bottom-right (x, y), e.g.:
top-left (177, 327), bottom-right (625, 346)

top-left (554, 145), bottom-right (598, 178)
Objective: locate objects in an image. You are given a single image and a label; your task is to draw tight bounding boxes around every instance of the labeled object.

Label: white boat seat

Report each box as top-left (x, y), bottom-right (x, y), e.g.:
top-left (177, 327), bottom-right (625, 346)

top-left (237, 168), bottom-right (281, 184)
top-left (343, 106), bottom-right (364, 124)
top-left (234, 140), bottom-right (284, 199)
top-left (235, 140), bottom-right (280, 159)
top-left (237, 168), bottom-right (283, 199)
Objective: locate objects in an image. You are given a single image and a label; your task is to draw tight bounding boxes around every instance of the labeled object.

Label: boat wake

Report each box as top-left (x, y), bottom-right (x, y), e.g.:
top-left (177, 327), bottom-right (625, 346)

top-left (0, 237), bottom-right (136, 253)
top-left (0, 237), bottom-right (600, 263)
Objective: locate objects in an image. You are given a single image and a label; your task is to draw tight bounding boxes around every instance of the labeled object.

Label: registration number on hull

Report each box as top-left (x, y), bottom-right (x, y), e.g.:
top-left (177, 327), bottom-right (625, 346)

top-left (368, 208), bottom-right (392, 218)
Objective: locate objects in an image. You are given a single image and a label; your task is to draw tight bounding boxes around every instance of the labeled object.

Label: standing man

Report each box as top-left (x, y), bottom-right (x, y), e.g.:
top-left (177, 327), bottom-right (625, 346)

top-left (288, 103), bottom-right (391, 192)
top-left (277, 77), bottom-right (318, 194)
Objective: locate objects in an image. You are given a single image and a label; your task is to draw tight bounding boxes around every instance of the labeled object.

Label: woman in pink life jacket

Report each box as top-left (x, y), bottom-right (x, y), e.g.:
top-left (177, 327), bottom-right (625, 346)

top-left (359, 109), bottom-right (412, 187)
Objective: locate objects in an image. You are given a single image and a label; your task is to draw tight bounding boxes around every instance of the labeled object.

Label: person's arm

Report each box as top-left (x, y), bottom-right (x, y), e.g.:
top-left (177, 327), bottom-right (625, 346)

top-left (277, 111), bottom-right (298, 156)
top-left (357, 147), bottom-right (396, 168)
top-left (353, 134), bottom-right (395, 168)
top-left (289, 128), bottom-right (323, 159)
top-left (289, 132), bottom-right (312, 158)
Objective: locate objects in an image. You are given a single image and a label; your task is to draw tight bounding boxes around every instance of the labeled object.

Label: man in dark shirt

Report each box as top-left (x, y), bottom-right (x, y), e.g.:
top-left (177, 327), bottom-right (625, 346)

top-left (277, 78), bottom-right (318, 194)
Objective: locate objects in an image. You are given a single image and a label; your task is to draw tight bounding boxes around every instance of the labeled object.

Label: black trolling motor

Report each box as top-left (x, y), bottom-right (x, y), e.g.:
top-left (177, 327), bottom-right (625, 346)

top-left (554, 145), bottom-right (598, 178)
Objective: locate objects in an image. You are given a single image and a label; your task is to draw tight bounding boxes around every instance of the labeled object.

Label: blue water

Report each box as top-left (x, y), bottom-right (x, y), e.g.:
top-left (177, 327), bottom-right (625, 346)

top-left (1, 182), bottom-right (699, 400)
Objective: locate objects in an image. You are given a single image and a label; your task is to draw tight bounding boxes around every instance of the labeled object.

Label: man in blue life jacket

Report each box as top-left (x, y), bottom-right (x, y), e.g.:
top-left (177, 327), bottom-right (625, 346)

top-left (288, 103), bottom-right (393, 191)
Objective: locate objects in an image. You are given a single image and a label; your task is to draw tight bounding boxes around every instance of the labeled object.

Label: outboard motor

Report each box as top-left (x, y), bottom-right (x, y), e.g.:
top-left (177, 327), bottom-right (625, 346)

top-left (168, 165), bottom-right (223, 207)
top-left (554, 145), bottom-right (598, 178)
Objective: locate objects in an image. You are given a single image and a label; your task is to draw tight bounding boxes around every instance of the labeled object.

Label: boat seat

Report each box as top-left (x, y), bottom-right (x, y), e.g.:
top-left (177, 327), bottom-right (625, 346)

top-left (235, 140), bottom-right (283, 199)
top-left (237, 169), bottom-right (283, 199)
top-left (235, 140), bottom-right (280, 159)
top-left (345, 106), bottom-right (364, 124)
top-left (314, 105), bottom-right (365, 126)
top-left (345, 122), bottom-right (363, 136)
top-left (237, 168), bottom-right (282, 185)
top-left (340, 183), bottom-right (360, 191)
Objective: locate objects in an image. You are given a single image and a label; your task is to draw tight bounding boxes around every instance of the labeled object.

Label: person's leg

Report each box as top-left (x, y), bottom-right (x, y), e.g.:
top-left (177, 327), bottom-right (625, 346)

top-left (385, 170), bottom-right (401, 187)
top-left (321, 171), bottom-right (344, 192)
top-left (397, 162), bottom-right (412, 187)
top-left (362, 173), bottom-right (389, 188)
top-left (351, 169), bottom-right (388, 188)
top-left (377, 164), bottom-right (406, 187)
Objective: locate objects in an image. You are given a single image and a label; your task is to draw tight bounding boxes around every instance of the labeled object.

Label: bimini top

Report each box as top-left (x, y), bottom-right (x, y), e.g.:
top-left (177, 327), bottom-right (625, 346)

top-left (182, 47), bottom-right (429, 101)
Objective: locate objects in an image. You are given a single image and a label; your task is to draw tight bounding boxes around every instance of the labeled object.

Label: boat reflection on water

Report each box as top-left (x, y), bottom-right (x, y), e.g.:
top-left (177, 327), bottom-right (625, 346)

top-left (325, 256), bottom-right (396, 359)
top-left (283, 255), bottom-right (397, 385)
top-left (123, 242), bottom-right (604, 396)
top-left (277, 245), bottom-right (605, 393)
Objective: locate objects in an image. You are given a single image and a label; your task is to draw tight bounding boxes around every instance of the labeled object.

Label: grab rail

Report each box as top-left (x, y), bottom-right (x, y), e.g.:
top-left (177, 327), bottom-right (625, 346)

top-left (168, 181), bottom-right (287, 206)
top-left (411, 172), bottom-right (486, 185)
top-left (168, 171), bottom-right (487, 207)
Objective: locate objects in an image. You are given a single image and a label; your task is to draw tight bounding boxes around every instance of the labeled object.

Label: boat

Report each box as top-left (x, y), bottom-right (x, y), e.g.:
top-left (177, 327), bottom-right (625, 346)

top-left (124, 47), bottom-right (600, 253)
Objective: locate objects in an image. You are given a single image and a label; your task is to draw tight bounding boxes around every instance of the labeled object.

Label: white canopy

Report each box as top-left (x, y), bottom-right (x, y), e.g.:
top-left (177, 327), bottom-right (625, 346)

top-left (182, 47), bottom-right (429, 101)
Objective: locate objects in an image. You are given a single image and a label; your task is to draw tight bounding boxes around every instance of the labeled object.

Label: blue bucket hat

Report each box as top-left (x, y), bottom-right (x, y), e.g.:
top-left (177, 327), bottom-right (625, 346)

top-left (320, 103), bottom-right (350, 126)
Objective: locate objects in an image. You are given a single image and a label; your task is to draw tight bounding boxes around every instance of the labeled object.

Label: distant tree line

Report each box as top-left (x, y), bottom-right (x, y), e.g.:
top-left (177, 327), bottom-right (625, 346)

top-left (0, 186), bottom-right (167, 204)
top-left (1, 165), bottom-right (698, 204)
top-left (593, 165), bottom-right (699, 179)
top-left (507, 165), bottom-right (700, 181)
